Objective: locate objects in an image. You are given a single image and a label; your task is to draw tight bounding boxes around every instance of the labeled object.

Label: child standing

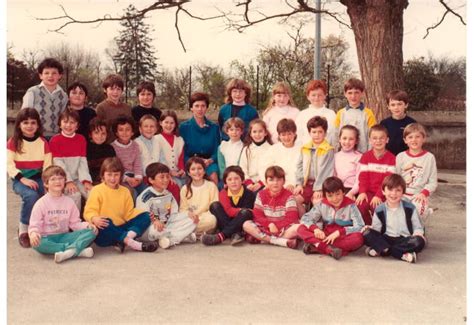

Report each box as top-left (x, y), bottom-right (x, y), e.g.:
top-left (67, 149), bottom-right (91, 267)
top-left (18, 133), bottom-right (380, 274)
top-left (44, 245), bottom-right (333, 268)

top-left (242, 166), bottom-right (299, 248)
top-left (155, 110), bottom-right (186, 187)
top-left (136, 163), bottom-right (196, 249)
top-left (179, 157), bottom-right (218, 236)
top-left (49, 110), bottom-right (93, 211)
top-left (334, 78), bottom-right (377, 152)
top-left (7, 108), bottom-right (52, 248)
top-left (396, 123), bottom-right (437, 222)
top-left (83, 157), bottom-right (158, 253)
top-left (135, 115), bottom-right (162, 175)
top-left (297, 177), bottom-right (364, 260)
top-left (218, 79), bottom-right (259, 141)
top-left (217, 117), bottom-right (245, 180)
top-left (132, 81), bottom-right (162, 137)
top-left (21, 58), bottom-right (68, 138)
top-left (334, 125), bottom-right (362, 200)
top-left (239, 119), bottom-right (273, 192)
top-left (363, 174), bottom-right (426, 263)
top-left (262, 82), bottom-right (300, 144)
top-left (355, 125), bottom-right (396, 225)
top-left (202, 166), bottom-right (256, 246)
top-left (86, 118), bottom-right (116, 185)
top-left (295, 80), bottom-right (337, 147)
top-left (28, 166), bottom-right (97, 263)
top-left (67, 82), bottom-right (97, 138)
top-left (294, 116), bottom-right (335, 205)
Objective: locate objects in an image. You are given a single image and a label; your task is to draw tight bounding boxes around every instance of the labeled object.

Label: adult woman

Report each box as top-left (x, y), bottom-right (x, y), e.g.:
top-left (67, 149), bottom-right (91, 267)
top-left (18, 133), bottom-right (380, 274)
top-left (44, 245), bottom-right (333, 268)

top-left (179, 92), bottom-right (220, 184)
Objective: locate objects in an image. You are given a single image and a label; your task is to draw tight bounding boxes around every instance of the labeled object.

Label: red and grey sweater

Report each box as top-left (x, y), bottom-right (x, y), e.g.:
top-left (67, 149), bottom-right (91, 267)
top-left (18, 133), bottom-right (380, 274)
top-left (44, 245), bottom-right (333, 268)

top-left (253, 188), bottom-right (299, 230)
top-left (358, 149), bottom-right (396, 199)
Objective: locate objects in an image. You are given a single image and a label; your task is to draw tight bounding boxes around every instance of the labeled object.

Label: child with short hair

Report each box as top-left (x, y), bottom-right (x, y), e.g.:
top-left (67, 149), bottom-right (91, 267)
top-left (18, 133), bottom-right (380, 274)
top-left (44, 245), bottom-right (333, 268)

top-left (334, 78), bottom-right (377, 152)
top-left (396, 123), bottom-right (437, 222)
top-left (262, 81), bottom-right (300, 144)
top-left (294, 116), bottom-right (335, 205)
top-left (110, 116), bottom-right (146, 198)
top-left (295, 80), bottom-right (337, 146)
top-left (135, 115), bottom-right (162, 175)
top-left (49, 109), bottom-right (93, 211)
top-left (28, 166), bottom-right (97, 263)
top-left (67, 81), bottom-right (97, 138)
top-left (217, 117), bottom-right (245, 179)
top-left (202, 166), bottom-right (256, 246)
top-left (7, 108), bottom-right (52, 247)
top-left (355, 124), bottom-right (396, 225)
top-left (132, 81), bottom-right (162, 137)
top-left (381, 90), bottom-right (417, 156)
top-left (218, 78), bottom-right (258, 140)
top-left (179, 157), bottom-right (218, 236)
top-left (136, 163), bottom-right (196, 249)
top-left (83, 157), bottom-right (158, 253)
top-left (297, 177), bottom-right (364, 260)
top-left (86, 118), bottom-right (116, 185)
top-left (242, 166), bottom-right (299, 248)
top-left (21, 58), bottom-right (68, 138)
top-left (239, 119), bottom-right (273, 192)
top-left (155, 110), bottom-right (186, 187)
top-left (363, 174), bottom-right (425, 263)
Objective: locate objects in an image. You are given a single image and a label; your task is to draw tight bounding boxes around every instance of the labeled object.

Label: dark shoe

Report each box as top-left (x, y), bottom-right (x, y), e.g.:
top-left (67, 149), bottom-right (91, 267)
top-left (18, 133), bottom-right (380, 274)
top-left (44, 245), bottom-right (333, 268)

top-left (286, 238), bottom-right (298, 249)
top-left (245, 234), bottom-right (261, 244)
top-left (230, 233), bottom-right (245, 246)
top-left (201, 234), bottom-right (222, 246)
top-left (142, 241), bottom-right (158, 252)
top-left (302, 243), bottom-right (319, 255)
top-left (18, 232), bottom-right (30, 248)
top-left (328, 245), bottom-right (343, 260)
top-left (114, 242), bottom-right (125, 253)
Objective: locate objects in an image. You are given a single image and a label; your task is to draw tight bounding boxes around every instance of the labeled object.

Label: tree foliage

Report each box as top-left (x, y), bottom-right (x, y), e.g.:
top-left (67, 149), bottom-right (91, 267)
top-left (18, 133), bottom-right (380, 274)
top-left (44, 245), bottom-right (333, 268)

top-left (7, 51), bottom-right (36, 108)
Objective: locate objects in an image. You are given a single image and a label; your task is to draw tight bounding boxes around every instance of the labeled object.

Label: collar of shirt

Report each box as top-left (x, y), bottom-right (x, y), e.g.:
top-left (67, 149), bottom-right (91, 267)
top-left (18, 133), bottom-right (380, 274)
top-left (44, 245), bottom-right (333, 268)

top-left (345, 102), bottom-right (365, 111)
top-left (228, 187), bottom-right (244, 205)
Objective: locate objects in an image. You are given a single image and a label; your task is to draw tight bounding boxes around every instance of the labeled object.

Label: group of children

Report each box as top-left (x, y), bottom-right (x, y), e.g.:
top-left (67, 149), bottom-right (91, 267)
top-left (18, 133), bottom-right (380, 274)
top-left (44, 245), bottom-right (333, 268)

top-left (7, 57), bottom-right (437, 264)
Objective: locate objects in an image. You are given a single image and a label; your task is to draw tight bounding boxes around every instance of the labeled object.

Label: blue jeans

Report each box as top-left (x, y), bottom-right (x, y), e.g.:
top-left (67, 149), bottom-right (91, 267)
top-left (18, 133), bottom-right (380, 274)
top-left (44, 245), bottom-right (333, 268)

top-left (12, 176), bottom-right (45, 225)
top-left (94, 212), bottom-right (151, 247)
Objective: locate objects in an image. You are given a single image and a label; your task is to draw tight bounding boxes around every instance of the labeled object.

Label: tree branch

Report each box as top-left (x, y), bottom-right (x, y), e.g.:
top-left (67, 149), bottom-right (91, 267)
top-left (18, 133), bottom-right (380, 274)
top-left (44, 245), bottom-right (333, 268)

top-left (424, 0), bottom-right (466, 39)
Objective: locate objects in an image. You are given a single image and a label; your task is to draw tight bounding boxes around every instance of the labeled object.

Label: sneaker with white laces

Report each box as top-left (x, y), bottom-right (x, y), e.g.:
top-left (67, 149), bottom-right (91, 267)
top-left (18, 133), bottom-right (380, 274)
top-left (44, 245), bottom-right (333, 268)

top-left (159, 237), bottom-right (171, 249)
top-left (401, 252), bottom-right (417, 263)
top-left (365, 247), bottom-right (379, 257)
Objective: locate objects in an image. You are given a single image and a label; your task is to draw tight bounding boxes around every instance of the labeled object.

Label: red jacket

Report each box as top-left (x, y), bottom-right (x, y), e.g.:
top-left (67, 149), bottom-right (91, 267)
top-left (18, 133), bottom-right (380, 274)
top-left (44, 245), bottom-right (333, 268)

top-left (253, 188), bottom-right (299, 230)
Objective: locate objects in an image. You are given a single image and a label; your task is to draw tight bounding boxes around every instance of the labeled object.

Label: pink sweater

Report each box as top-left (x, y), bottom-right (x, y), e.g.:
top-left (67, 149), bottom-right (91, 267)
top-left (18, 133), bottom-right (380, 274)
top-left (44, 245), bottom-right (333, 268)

top-left (334, 149), bottom-right (362, 196)
top-left (111, 140), bottom-right (143, 179)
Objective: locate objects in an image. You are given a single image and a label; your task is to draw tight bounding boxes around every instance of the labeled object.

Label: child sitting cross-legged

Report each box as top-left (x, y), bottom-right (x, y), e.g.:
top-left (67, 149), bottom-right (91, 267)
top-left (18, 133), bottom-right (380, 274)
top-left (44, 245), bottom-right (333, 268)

top-left (136, 163), bottom-right (196, 249)
top-left (297, 176), bottom-right (364, 260)
top-left (242, 166), bottom-right (300, 249)
top-left (363, 174), bottom-right (426, 264)
top-left (28, 166), bottom-right (97, 263)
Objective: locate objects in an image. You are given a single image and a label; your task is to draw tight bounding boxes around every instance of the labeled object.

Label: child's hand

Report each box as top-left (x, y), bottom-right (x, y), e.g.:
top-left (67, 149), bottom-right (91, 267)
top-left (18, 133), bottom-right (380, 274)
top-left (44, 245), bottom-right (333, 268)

top-left (268, 223), bottom-right (278, 234)
top-left (128, 178), bottom-right (141, 188)
top-left (91, 216), bottom-right (109, 229)
top-left (322, 230), bottom-right (340, 245)
top-left (370, 196), bottom-right (382, 208)
top-left (20, 178), bottom-right (39, 190)
top-left (29, 232), bottom-right (41, 247)
top-left (311, 191), bottom-right (323, 205)
top-left (293, 185), bottom-right (303, 195)
top-left (413, 193), bottom-right (427, 204)
top-left (313, 228), bottom-right (325, 240)
top-left (177, 170), bottom-right (185, 177)
top-left (360, 225), bottom-right (371, 233)
top-left (188, 212), bottom-right (200, 224)
top-left (285, 184), bottom-right (295, 192)
top-left (355, 193), bottom-right (368, 205)
top-left (247, 183), bottom-right (258, 192)
top-left (203, 159), bottom-right (213, 167)
top-left (346, 192), bottom-right (356, 200)
top-left (88, 223), bottom-right (98, 235)
top-left (65, 182), bottom-right (78, 195)
top-left (153, 220), bottom-right (165, 232)
top-left (84, 182), bottom-right (93, 192)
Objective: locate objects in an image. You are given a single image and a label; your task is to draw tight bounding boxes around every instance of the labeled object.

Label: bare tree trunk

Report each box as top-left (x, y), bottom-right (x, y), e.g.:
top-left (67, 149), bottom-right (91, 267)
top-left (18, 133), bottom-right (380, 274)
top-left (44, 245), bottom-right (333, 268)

top-left (341, 0), bottom-right (408, 121)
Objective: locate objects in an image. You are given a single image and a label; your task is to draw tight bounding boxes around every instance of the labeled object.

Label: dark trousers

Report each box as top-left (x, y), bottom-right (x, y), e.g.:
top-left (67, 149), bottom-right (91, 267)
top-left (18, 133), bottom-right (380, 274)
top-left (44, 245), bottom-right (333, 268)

top-left (363, 229), bottom-right (425, 259)
top-left (95, 212), bottom-right (151, 247)
top-left (209, 202), bottom-right (253, 238)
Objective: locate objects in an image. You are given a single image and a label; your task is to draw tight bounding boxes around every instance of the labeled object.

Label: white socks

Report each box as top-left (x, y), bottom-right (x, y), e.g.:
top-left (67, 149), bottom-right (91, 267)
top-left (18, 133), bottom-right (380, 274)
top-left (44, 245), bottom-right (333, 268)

top-left (54, 249), bottom-right (76, 263)
top-left (126, 231), bottom-right (137, 239)
top-left (269, 236), bottom-right (288, 247)
top-left (125, 238), bottom-right (143, 251)
top-left (19, 223), bottom-right (28, 234)
top-left (159, 237), bottom-right (171, 249)
top-left (78, 247), bottom-right (94, 258)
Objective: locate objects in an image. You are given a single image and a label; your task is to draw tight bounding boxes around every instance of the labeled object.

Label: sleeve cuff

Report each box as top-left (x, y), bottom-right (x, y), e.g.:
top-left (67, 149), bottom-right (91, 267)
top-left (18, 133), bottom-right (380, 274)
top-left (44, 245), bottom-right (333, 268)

top-left (14, 173), bottom-right (24, 181)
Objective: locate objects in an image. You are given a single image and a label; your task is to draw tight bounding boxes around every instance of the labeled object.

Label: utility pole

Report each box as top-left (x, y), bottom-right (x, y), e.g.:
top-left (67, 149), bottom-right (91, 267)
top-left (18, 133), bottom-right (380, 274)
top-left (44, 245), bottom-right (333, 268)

top-left (314, 0), bottom-right (321, 79)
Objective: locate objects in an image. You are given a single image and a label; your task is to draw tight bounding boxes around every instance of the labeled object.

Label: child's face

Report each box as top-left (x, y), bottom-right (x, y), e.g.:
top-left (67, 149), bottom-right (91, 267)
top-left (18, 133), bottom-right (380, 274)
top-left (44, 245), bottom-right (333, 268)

top-left (250, 123), bottom-right (267, 143)
top-left (274, 93), bottom-right (289, 107)
top-left (388, 99), bottom-right (408, 119)
top-left (227, 125), bottom-right (243, 141)
top-left (279, 131), bottom-right (296, 148)
top-left (225, 171), bottom-right (243, 193)
top-left (160, 116), bottom-right (176, 134)
top-left (19, 118), bottom-right (39, 138)
top-left (69, 87), bottom-right (87, 108)
top-left (339, 129), bottom-right (358, 152)
top-left (369, 130), bottom-right (389, 152)
top-left (39, 68), bottom-right (61, 89)
top-left (46, 174), bottom-right (65, 194)
top-left (345, 88), bottom-right (363, 107)
top-left (266, 176), bottom-right (285, 195)
top-left (231, 88), bottom-right (246, 104)
top-left (382, 185), bottom-right (404, 207)
top-left (404, 131), bottom-right (426, 153)
top-left (309, 126), bottom-right (326, 145)
top-left (103, 171), bottom-right (121, 189)
top-left (188, 162), bottom-right (205, 182)
top-left (326, 189), bottom-right (344, 208)
top-left (106, 85), bottom-right (123, 103)
top-left (307, 89), bottom-right (326, 107)
top-left (149, 172), bottom-right (170, 191)
top-left (138, 89), bottom-right (154, 108)
top-left (139, 119), bottom-right (157, 139)
top-left (191, 100), bottom-right (208, 120)
top-left (116, 123), bottom-right (133, 144)
top-left (90, 126), bottom-right (108, 145)
top-left (60, 117), bottom-right (79, 136)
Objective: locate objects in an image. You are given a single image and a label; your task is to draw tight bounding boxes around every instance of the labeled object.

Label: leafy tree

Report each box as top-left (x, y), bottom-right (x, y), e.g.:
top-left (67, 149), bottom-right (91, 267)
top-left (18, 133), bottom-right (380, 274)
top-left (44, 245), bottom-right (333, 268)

top-left (403, 57), bottom-right (441, 111)
top-left (7, 51), bottom-right (36, 108)
top-left (157, 67), bottom-right (190, 110)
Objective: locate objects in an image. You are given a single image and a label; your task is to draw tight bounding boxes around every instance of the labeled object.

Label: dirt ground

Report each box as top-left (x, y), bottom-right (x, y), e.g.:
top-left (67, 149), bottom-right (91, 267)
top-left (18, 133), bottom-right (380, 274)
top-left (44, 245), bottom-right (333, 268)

top-left (6, 171), bottom-right (466, 324)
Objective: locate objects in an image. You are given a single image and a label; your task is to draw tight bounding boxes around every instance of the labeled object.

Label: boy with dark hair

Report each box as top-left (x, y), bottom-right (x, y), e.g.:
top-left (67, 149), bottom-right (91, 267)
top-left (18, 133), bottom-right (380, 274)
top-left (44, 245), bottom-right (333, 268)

top-left (67, 81), bottom-right (97, 138)
top-left (21, 58), bottom-right (68, 138)
top-left (334, 78), bottom-right (377, 152)
top-left (380, 90), bottom-right (417, 155)
top-left (132, 81), bottom-right (162, 135)
top-left (363, 174), bottom-right (425, 263)
top-left (86, 118), bottom-right (116, 184)
top-left (297, 176), bottom-right (364, 260)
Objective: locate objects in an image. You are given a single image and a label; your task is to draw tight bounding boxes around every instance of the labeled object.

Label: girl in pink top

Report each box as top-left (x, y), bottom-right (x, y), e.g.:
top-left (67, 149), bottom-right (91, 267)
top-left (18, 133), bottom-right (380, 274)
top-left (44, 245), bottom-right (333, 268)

top-left (334, 125), bottom-right (362, 200)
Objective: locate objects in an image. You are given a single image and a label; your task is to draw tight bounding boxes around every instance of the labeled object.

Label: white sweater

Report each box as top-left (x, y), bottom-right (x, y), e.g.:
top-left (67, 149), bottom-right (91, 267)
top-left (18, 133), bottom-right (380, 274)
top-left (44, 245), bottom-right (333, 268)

top-left (262, 142), bottom-right (301, 186)
top-left (239, 142), bottom-right (272, 183)
top-left (295, 105), bottom-right (337, 147)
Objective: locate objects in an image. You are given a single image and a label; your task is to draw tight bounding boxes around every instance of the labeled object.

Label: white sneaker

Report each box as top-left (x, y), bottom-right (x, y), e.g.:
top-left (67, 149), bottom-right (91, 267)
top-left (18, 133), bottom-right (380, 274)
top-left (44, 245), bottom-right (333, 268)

top-left (158, 237), bottom-right (171, 249)
top-left (78, 247), bottom-right (94, 258)
top-left (401, 252), bottom-right (417, 264)
top-left (182, 233), bottom-right (197, 243)
top-left (365, 247), bottom-right (379, 257)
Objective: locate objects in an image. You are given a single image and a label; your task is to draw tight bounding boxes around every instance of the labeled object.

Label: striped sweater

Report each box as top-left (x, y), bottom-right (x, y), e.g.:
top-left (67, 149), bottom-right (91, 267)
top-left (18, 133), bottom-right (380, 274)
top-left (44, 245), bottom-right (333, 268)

top-left (111, 140), bottom-right (143, 180)
top-left (358, 149), bottom-right (396, 199)
top-left (7, 136), bottom-right (52, 180)
top-left (253, 188), bottom-right (299, 230)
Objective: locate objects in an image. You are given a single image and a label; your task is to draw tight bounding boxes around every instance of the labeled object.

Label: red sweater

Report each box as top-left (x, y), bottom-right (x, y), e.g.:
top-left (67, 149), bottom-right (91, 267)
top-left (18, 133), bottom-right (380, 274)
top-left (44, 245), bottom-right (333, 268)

top-left (358, 149), bottom-right (396, 198)
top-left (253, 188), bottom-right (298, 230)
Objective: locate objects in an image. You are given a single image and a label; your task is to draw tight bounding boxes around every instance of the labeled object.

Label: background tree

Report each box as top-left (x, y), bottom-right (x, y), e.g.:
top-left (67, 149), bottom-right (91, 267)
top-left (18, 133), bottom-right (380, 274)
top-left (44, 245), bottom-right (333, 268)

top-left (7, 50), bottom-right (36, 109)
top-left (157, 67), bottom-right (191, 110)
